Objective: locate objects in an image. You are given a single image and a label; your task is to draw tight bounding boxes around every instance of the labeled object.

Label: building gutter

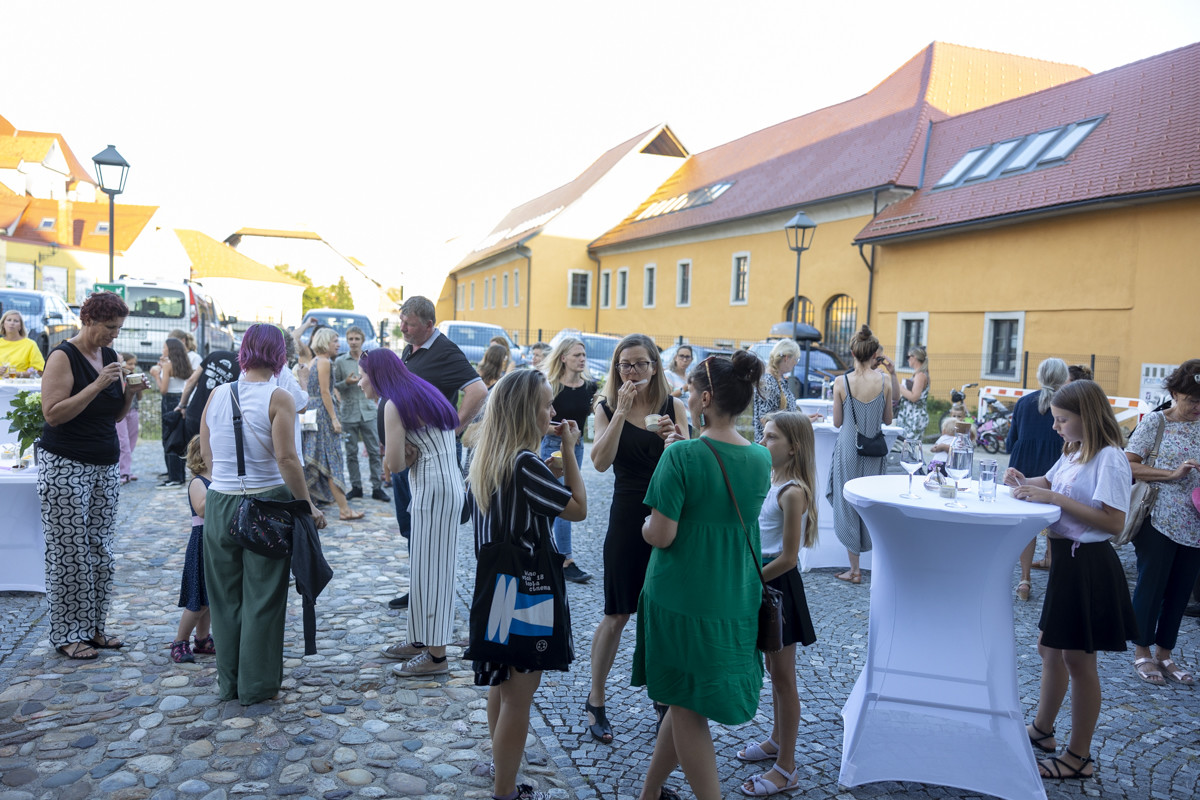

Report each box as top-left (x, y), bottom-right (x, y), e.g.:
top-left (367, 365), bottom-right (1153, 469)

top-left (857, 187), bottom-right (882, 325)
top-left (587, 248), bottom-right (602, 333)
top-left (516, 235), bottom-right (535, 344)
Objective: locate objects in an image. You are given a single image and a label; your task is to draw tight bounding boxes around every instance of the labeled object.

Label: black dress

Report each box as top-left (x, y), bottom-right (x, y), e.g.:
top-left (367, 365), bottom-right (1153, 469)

top-left (597, 396), bottom-right (678, 616)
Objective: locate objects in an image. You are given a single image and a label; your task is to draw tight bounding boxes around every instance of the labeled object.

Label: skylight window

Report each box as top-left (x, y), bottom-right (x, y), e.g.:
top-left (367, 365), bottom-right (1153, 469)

top-left (931, 116), bottom-right (1105, 191)
top-left (634, 181), bottom-right (734, 222)
top-left (39, 218), bottom-right (55, 230)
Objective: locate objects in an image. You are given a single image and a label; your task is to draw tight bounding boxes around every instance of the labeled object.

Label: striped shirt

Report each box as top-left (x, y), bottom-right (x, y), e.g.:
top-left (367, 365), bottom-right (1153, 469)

top-left (472, 450), bottom-right (572, 555)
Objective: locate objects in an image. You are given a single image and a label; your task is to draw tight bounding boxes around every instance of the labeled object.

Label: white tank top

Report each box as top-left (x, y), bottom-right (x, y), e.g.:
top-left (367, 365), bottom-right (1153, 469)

top-left (758, 479), bottom-right (808, 559)
top-left (205, 380), bottom-right (287, 491)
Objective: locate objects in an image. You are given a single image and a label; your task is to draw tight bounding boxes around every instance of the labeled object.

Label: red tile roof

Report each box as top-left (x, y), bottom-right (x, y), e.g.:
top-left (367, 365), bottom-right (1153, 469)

top-left (592, 43), bottom-right (1089, 250)
top-left (6, 197), bottom-right (156, 252)
top-left (856, 42), bottom-right (1200, 242)
top-left (454, 124), bottom-right (687, 271)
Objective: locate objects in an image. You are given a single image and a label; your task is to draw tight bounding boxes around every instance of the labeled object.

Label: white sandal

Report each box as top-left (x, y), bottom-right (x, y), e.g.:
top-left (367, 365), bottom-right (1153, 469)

top-left (735, 737), bottom-right (778, 762)
top-left (1158, 658), bottom-right (1195, 685)
top-left (740, 764), bottom-right (800, 796)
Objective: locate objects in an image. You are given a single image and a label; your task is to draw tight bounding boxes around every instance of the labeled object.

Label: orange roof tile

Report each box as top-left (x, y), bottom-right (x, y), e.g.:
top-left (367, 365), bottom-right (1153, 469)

top-left (856, 43), bottom-right (1200, 242)
top-left (18, 129), bottom-right (97, 185)
top-left (592, 43), bottom-right (1088, 250)
top-left (7, 197), bottom-right (157, 252)
top-left (455, 124), bottom-right (687, 271)
top-left (175, 229), bottom-right (307, 286)
top-left (0, 135), bottom-right (57, 168)
top-left (0, 195), bottom-right (30, 232)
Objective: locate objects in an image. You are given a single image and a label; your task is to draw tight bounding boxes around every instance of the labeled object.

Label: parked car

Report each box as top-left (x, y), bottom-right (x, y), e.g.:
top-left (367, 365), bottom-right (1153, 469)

top-left (436, 320), bottom-right (528, 368)
top-left (300, 309), bottom-right (381, 356)
top-left (547, 329), bottom-right (623, 379)
top-left (0, 288), bottom-right (80, 357)
top-left (111, 278), bottom-right (236, 367)
top-left (749, 335), bottom-right (847, 398)
top-left (659, 342), bottom-right (737, 376)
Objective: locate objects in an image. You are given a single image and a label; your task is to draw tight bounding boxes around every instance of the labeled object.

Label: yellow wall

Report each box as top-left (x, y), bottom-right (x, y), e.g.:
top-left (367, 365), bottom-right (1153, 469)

top-left (871, 197), bottom-right (1200, 398)
top-left (1, 240), bottom-right (85, 299)
top-left (594, 214), bottom-right (874, 349)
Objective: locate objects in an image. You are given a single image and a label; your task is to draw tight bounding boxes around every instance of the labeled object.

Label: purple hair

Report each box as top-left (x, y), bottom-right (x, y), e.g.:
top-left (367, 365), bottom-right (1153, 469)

top-left (239, 324), bottom-right (287, 374)
top-left (360, 348), bottom-right (459, 432)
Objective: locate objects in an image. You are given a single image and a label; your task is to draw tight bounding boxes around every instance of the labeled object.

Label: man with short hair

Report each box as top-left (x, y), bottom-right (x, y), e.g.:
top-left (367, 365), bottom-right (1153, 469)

top-left (529, 341), bottom-right (550, 368)
top-left (335, 326), bottom-right (388, 502)
top-left (386, 296), bottom-right (487, 610)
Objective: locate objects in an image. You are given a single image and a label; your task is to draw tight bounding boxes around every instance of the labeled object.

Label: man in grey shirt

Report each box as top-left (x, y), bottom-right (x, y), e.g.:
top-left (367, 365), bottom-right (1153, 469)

top-left (334, 326), bottom-right (388, 501)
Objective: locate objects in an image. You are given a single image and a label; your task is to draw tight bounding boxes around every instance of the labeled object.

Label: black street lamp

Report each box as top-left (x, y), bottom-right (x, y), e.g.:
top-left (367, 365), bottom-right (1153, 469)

top-left (92, 145), bottom-right (130, 283)
top-left (784, 210), bottom-right (818, 393)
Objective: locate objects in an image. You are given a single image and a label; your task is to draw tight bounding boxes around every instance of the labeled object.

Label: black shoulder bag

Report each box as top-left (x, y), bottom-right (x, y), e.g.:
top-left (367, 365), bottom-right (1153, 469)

top-left (700, 438), bottom-right (784, 653)
top-left (227, 383), bottom-right (308, 559)
top-left (846, 374), bottom-right (889, 457)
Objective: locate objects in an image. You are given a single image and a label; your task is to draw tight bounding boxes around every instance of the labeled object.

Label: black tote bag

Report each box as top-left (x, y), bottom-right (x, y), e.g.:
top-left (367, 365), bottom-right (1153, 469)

top-left (464, 527), bottom-right (574, 672)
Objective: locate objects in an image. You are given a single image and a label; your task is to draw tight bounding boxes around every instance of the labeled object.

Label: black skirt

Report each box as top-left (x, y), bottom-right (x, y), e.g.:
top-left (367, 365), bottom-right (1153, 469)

top-left (1038, 537), bottom-right (1136, 653)
top-left (767, 567), bottom-right (816, 648)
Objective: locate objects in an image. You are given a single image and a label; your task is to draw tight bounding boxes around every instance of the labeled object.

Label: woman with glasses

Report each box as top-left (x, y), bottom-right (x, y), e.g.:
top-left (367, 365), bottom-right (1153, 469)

top-left (585, 334), bottom-right (688, 745)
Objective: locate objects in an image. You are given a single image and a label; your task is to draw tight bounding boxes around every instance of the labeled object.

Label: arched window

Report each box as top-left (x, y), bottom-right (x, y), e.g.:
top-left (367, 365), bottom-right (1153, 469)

top-left (824, 295), bottom-right (858, 361)
top-left (785, 296), bottom-right (815, 326)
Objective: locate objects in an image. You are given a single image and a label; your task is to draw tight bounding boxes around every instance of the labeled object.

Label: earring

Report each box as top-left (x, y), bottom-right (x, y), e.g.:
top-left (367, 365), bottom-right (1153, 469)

top-left (699, 411), bottom-right (707, 428)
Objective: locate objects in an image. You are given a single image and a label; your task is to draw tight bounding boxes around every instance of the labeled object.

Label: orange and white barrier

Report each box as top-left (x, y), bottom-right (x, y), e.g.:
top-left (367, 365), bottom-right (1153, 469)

top-left (979, 386), bottom-right (1145, 425)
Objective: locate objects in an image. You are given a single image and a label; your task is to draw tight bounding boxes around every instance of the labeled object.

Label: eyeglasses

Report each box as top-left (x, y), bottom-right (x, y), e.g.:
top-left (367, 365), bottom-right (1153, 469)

top-left (617, 361), bottom-right (652, 374)
top-left (677, 353), bottom-right (693, 360)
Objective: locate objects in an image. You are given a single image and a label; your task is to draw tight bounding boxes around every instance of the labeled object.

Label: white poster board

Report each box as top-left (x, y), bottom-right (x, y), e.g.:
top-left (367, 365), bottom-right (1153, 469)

top-left (1140, 363), bottom-right (1177, 412)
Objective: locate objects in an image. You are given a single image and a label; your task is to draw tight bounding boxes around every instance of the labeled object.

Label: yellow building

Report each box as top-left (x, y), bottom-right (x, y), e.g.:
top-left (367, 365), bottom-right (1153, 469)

top-left (857, 42), bottom-right (1200, 399)
top-left (438, 125), bottom-right (688, 342)
top-left (589, 43), bottom-right (1090, 356)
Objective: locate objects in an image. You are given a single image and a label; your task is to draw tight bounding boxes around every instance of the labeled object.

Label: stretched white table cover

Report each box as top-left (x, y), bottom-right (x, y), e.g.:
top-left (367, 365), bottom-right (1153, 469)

top-left (839, 475), bottom-right (1059, 800)
top-left (0, 379), bottom-right (41, 447)
top-left (0, 466), bottom-right (45, 593)
top-left (796, 398), bottom-right (834, 418)
top-left (799, 422), bottom-right (904, 573)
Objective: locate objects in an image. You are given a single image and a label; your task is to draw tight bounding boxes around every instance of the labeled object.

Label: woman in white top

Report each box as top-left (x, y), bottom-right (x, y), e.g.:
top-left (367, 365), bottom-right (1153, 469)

top-left (200, 324), bottom-right (326, 706)
top-left (152, 337), bottom-right (194, 486)
top-left (1004, 380), bottom-right (1136, 781)
top-left (735, 412), bottom-right (818, 797)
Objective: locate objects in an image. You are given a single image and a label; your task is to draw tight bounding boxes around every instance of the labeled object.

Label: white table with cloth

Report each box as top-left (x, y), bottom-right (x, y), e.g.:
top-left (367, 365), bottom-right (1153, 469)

top-left (0, 465), bottom-right (45, 593)
top-left (837, 475), bottom-right (1060, 800)
top-left (1, 379), bottom-right (41, 447)
top-left (798, 421), bottom-right (904, 573)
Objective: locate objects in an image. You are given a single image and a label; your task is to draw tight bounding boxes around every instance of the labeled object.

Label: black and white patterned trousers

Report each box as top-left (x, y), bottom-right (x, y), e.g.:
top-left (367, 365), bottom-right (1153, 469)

top-left (36, 450), bottom-right (121, 648)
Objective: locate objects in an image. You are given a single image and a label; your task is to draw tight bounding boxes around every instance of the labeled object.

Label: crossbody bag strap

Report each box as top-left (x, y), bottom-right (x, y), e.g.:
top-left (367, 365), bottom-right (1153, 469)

top-left (230, 383), bottom-right (247, 480)
top-left (700, 437), bottom-right (768, 591)
top-left (1145, 411), bottom-right (1166, 468)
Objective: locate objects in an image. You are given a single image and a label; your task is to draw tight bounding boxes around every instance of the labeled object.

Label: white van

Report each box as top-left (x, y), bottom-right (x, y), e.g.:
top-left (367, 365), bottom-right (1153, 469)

top-left (111, 278), bottom-right (235, 367)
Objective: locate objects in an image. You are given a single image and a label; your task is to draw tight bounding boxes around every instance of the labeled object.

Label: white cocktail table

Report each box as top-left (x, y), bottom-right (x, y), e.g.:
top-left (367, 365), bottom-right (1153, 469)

top-left (0, 379), bottom-right (41, 447)
top-left (838, 475), bottom-right (1060, 800)
top-left (0, 466), bottom-right (45, 592)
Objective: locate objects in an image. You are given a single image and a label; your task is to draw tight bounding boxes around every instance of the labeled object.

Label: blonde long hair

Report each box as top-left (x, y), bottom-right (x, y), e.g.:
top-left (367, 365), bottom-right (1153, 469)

top-left (469, 369), bottom-right (549, 514)
top-left (764, 411), bottom-right (819, 547)
top-left (1050, 380), bottom-right (1123, 463)
top-left (598, 333), bottom-right (668, 412)
top-left (543, 336), bottom-right (584, 395)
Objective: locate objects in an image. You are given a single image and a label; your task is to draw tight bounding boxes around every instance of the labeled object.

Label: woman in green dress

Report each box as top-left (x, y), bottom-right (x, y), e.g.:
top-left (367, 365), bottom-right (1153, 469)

top-left (634, 350), bottom-right (772, 800)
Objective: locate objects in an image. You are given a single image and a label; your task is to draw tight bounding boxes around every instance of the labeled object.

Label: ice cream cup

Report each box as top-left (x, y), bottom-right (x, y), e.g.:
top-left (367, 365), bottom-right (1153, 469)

top-left (645, 414), bottom-right (662, 432)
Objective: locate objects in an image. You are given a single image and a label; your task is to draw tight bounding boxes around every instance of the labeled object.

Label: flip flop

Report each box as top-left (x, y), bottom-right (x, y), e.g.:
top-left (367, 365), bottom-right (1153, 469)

top-left (1158, 658), bottom-right (1195, 685)
top-left (1134, 657), bottom-right (1165, 685)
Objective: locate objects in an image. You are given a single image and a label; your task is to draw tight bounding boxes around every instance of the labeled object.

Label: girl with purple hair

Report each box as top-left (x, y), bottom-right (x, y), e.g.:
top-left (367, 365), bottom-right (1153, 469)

top-left (360, 348), bottom-right (465, 677)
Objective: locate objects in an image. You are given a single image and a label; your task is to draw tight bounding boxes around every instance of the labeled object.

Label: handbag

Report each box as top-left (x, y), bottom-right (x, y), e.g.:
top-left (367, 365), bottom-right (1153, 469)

top-left (846, 374), bottom-right (888, 457)
top-left (1113, 411), bottom-right (1165, 547)
top-left (700, 438), bottom-right (785, 653)
top-left (300, 408), bottom-right (318, 432)
top-left (463, 455), bottom-right (574, 671)
top-left (227, 383), bottom-right (302, 559)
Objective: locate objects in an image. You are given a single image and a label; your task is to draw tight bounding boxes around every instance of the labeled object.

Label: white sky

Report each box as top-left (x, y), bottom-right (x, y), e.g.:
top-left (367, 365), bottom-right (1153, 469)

top-left (6, 1), bottom-right (1198, 299)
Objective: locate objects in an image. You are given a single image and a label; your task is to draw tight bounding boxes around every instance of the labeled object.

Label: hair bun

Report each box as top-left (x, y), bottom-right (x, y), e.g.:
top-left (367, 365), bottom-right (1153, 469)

top-left (731, 350), bottom-right (764, 384)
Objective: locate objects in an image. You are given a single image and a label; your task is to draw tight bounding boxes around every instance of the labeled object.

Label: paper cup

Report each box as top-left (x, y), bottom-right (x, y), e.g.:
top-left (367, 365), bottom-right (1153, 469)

top-left (644, 415), bottom-right (661, 432)
top-left (550, 451), bottom-right (562, 469)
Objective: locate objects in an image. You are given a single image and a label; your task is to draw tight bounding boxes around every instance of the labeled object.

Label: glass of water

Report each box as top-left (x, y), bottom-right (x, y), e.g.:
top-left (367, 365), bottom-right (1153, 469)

top-left (899, 440), bottom-right (924, 499)
top-left (945, 449), bottom-right (972, 508)
top-left (978, 459), bottom-right (998, 502)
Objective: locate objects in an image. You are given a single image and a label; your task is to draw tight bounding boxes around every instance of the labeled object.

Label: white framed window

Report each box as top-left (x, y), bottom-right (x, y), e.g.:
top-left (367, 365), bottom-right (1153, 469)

top-left (643, 264), bottom-right (656, 308)
top-left (502, 273), bottom-right (509, 307)
top-left (616, 267), bottom-right (629, 308)
top-left (513, 268), bottom-right (520, 306)
top-left (895, 312), bottom-right (929, 369)
top-left (676, 260), bottom-right (691, 307)
top-left (730, 252), bottom-right (750, 304)
top-left (567, 270), bottom-right (591, 308)
top-left (456, 285), bottom-right (463, 311)
top-left (39, 217), bottom-right (55, 230)
top-left (492, 276), bottom-right (498, 308)
top-left (470, 281), bottom-right (476, 310)
top-left (981, 311), bottom-right (1025, 381)
top-left (95, 221), bottom-right (110, 235)
top-left (482, 277), bottom-right (489, 309)
top-left (600, 269), bottom-right (612, 309)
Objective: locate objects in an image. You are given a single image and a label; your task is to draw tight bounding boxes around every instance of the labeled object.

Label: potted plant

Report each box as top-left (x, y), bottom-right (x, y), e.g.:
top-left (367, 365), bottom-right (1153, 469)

top-left (4, 389), bottom-right (44, 462)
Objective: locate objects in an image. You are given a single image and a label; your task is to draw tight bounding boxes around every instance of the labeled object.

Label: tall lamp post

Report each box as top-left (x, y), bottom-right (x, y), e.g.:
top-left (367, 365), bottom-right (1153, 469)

top-left (784, 210), bottom-right (818, 393)
top-left (91, 145), bottom-right (130, 283)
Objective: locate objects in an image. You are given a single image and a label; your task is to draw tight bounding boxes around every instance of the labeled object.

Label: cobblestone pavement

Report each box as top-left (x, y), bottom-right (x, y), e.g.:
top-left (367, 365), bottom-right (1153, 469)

top-left (2, 441), bottom-right (1198, 800)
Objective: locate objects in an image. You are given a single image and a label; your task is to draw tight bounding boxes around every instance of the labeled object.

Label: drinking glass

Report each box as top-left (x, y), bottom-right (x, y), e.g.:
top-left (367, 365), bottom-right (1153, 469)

top-left (978, 459), bottom-right (998, 502)
top-left (899, 440), bottom-right (924, 499)
top-left (945, 449), bottom-right (972, 508)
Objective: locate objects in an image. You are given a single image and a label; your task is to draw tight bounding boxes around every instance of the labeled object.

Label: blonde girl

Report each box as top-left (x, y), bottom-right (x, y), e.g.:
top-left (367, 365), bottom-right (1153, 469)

top-left (1004, 380), bottom-right (1136, 780)
top-left (172, 436), bottom-right (215, 663)
top-left (735, 411), bottom-right (818, 796)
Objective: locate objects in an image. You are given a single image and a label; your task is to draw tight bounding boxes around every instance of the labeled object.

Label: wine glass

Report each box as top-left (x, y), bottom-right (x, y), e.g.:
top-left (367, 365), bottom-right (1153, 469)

top-left (945, 449), bottom-right (973, 508)
top-left (899, 440), bottom-right (924, 499)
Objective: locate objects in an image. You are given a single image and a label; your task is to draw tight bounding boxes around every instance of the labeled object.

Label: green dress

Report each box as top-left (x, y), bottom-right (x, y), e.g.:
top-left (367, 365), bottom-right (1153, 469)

top-left (632, 436), bottom-right (772, 725)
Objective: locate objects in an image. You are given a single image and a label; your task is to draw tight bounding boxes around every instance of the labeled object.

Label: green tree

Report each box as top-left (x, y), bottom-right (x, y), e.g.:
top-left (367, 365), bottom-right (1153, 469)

top-left (274, 264), bottom-right (353, 313)
top-left (329, 277), bottom-right (354, 309)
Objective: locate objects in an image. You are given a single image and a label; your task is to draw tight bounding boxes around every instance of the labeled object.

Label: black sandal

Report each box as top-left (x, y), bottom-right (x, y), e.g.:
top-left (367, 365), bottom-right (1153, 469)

top-left (1028, 720), bottom-right (1056, 753)
top-left (658, 787), bottom-right (682, 800)
top-left (653, 700), bottom-right (669, 736)
top-left (89, 634), bottom-right (124, 649)
top-left (1039, 748), bottom-right (1094, 780)
top-left (585, 700), bottom-right (613, 744)
top-left (56, 642), bottom-right (98, 660)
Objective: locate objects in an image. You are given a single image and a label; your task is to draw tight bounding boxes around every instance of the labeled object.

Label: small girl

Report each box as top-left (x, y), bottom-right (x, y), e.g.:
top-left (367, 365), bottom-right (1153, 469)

top-left (1004, 380), bottom-right (1136, 781)
top-left (736, 412), bottom-right (818, 796)
top-left (172, 436), bottom-right (216, 663)
top-left (930, 417), bottom-right (957, 456)
top-left (117, 352), bottom-right (143, 484)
